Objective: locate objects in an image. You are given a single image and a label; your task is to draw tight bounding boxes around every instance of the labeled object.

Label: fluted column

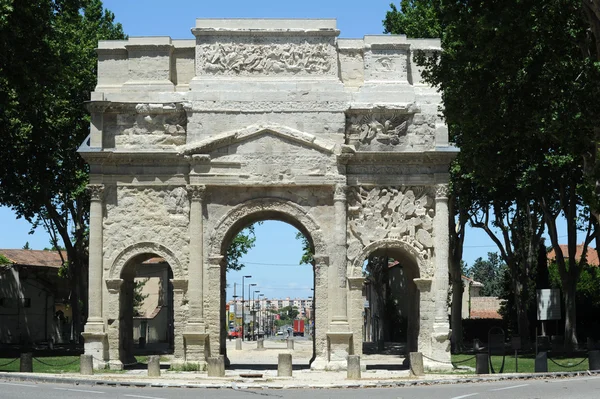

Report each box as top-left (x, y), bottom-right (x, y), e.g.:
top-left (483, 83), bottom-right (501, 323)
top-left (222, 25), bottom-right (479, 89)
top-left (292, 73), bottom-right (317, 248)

top-left (86, 184), bottom-right (104, 329)
top-left (332, 183), bottom-right (349, 324)
top-left (433, 183), bottom-right (450, 324)
top-left (187, 184), bottom-right (206, 324)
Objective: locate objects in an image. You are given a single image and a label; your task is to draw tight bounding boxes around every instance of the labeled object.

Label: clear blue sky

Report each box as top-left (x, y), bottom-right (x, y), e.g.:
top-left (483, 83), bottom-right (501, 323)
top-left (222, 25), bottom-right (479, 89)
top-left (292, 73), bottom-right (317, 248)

top-left (0, 0), bottom-right (575, 299)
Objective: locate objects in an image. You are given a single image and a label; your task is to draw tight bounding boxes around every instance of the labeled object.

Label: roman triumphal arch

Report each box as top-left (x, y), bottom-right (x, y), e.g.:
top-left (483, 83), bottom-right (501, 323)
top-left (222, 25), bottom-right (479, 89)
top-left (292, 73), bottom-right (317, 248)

top-left (79, 18), bottom-right (457, 370)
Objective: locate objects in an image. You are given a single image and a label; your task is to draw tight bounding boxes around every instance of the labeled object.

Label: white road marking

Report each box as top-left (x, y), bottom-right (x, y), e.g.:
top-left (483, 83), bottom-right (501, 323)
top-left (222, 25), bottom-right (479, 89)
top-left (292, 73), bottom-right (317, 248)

top-left (54, 387), bottom-right (104, 394)
top-left (0, 382), bottom-right (38, 387)
top-left (124, 395), bottom-right (167, 399)
top-left (490, 384), bottom-right (529, 391)
top-left (547, 376), bottom-right (600, 383)
top-left (450, 394), bottom-right (479, 399)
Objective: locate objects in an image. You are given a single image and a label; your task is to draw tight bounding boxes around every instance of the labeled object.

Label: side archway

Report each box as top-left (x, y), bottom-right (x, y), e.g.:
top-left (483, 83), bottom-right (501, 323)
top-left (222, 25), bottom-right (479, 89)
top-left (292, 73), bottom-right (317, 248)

top-left (348, 238), bottom-right (425, 356)
top-left (348, 238), bottom-right (431, 279)
top-left (108, 242), bottom-right (184, 281)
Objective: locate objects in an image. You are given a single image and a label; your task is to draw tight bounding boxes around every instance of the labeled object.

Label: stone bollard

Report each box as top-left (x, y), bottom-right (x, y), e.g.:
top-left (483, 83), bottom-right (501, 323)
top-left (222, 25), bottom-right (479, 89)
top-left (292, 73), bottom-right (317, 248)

top-left (347, 355), bottom-right (361, 379)
top-left (589, 350), bottom-right (600, 371)
top-left (535, 351), bottom-right (548, 372)
top-left (409, 352), bottom-right (424, 376)
top-left (236, 338), bottom-right (242, 350)
top-left (287, 338), bottom-right (294, 350)
top-left (207, 355), bottom-right (225, 377)
top-left (147, 355), bottom-right (161, 377)
top-left (19, 353), bottom-right (33, 373)
top-left (475, 353), bottom-right (489, 374)
top-left (80, 354), bottom-right (94, 375)
top-left (257, 339), bottom-right (265, 350)
top-left (278, 353), bottom-right (292, 377)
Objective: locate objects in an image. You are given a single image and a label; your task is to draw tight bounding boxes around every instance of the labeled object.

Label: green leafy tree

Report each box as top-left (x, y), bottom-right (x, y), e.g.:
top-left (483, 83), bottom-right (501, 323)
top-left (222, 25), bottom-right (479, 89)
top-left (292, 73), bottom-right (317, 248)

top-left (0, 0), bottom-right (125, 337)
top-left (295, 232), bottom-right (314, 265)
top-left (132, 278), bottom-right (149, 317)
top-left (226, 225), bottom-right (258, 271)
top-left (468, 253), bottom-right (506, 297)
top-left (383, 1), bottom-right (441, 37)
top-left (417, 0), bottom-right (600, 350)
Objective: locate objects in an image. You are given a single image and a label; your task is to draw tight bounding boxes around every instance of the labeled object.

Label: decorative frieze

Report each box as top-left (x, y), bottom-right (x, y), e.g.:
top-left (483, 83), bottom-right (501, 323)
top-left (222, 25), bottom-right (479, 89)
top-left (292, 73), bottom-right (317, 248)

top-left (198, 40), bottom-right (333, 76)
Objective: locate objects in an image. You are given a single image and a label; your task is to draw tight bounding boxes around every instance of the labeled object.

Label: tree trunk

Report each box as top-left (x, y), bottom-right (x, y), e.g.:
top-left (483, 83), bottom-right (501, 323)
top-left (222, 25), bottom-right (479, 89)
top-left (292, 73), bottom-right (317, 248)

top-left (450, 270), bottom-right (464, 352)
top-left (563, 275), bottom-right (578, 354)
top-left (512, 275), bottom-right (530, 344)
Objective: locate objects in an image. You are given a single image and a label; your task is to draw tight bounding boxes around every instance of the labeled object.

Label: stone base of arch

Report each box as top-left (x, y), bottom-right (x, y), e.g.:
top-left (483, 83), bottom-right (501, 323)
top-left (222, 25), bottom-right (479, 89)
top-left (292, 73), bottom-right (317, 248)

top-left (82, 330), bottom-right (108, 369)
top-left (183, 329), bottom-right (209, 368)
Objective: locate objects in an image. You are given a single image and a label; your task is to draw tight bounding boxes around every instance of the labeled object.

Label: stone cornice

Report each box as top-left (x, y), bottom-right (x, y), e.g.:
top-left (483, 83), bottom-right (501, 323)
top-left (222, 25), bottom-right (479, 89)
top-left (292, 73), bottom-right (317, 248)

top-left (344, 149), bottom-right (458, 166)
top-left (79, 150), bottom-right (184, 166)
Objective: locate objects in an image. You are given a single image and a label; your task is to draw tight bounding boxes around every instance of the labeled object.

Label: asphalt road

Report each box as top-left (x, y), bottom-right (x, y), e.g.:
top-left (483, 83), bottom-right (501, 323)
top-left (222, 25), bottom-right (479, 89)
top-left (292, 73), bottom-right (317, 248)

top-left (1, 376), bottom-right (600, 399)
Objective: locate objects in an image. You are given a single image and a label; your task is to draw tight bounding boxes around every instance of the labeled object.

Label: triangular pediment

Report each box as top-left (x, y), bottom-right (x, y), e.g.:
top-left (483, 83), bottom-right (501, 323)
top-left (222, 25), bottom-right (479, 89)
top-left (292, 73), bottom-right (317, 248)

top-left (178, 124), bottom-right (339, 156)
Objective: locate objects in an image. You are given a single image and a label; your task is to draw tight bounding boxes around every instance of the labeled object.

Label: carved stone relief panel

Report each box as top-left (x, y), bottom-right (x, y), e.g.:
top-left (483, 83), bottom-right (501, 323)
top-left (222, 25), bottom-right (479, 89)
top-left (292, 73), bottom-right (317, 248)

top-left (347, 186), bottom-right (435, 276)
top-left (346, 109), bottom-right (436, 151)
top-left (103, 103), bottom-right (187, 149)
top-left (364, 48), bottom-right (409, 82)
top-left (196, 37), bottom-right (336, 77)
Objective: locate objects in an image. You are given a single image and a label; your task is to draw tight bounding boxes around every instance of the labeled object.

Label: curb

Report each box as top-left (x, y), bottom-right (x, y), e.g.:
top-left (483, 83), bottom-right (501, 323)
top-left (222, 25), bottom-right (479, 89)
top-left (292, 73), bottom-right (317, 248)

top-left (0, 370), bottom-right (598, 390)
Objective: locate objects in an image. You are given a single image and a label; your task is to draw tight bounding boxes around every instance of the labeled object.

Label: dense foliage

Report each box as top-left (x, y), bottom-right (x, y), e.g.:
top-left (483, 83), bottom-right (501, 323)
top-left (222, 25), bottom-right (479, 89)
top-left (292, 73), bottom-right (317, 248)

top-left (0, 0), bottom-right (125, 336)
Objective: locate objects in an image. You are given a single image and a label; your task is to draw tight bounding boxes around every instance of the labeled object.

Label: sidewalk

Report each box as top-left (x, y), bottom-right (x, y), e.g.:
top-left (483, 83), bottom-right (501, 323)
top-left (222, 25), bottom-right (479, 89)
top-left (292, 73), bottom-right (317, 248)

top-left (0, 338), bottom-right (597, 389)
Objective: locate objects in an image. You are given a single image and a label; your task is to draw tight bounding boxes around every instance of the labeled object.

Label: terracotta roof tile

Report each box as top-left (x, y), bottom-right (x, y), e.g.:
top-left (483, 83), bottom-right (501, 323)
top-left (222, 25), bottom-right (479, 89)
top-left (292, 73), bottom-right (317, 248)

top-left (0, 249), bottom-right (63, 268)
top-left (470, 310), bottom-right (502, 319)
top-left (547, 245), bottom-right (599, 266)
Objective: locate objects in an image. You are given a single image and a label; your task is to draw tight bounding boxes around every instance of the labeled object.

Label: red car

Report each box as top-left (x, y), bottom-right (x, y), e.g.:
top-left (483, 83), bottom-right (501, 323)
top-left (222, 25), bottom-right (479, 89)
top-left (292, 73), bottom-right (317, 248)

top-left (228, 329), bottom-right (241, 339)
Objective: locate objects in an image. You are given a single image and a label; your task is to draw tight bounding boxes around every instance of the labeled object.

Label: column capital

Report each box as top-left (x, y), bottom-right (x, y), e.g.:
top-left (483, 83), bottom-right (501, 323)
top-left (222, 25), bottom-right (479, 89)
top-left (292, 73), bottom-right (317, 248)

top-left (434, 183), bottom-right (449, 200)
top-left (313, 254), bottom-right (329, 267)
top-left (87, 184), bottom-right (105, 201)
top-left (333, 184), bottom-right (347, 202)
top-left (187, 184), bottom-right (206, 202)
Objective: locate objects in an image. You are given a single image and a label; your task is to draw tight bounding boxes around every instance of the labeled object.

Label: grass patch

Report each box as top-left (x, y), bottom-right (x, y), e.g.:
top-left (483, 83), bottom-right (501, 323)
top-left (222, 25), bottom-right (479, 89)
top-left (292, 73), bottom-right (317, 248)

top-left (0, 356), bottom-right (80, 373)
top-left (451, 353), bottom-right (589, 373)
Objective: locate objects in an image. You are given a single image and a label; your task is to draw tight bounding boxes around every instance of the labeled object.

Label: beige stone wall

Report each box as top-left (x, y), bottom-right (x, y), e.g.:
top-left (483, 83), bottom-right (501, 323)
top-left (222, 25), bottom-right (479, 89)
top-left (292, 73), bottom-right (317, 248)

top-left (81, 18), bottom-right (456, 370)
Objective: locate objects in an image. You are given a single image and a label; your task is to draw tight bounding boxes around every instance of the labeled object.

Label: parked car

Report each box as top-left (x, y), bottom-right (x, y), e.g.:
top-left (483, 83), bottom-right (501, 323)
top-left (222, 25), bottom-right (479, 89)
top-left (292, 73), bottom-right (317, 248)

top-left (227, 329), bottom-right (241, 339)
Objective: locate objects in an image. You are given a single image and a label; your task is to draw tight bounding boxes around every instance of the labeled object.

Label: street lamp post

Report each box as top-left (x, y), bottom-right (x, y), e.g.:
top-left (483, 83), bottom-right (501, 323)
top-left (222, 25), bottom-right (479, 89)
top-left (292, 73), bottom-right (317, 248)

top-left (253, 290), bottom-right (260, 340)
top-left (258, 293), bottom-right (265, 338)
top-left (241, 275), bottom-right (252, 341)
top-left (248, 283), bottom-right (256, 340)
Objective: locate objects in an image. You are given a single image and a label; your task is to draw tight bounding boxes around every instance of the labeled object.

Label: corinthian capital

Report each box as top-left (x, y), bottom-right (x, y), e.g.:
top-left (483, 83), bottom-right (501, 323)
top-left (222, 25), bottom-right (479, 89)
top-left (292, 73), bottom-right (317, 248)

top-left (434, 184), bottom-right (449, 199)
top-left (187, 184), bottom-right (206, 201)
top-left (87, 184), bottom-right (104, 201)
top-left (333, 184), bottom-right (347, 202)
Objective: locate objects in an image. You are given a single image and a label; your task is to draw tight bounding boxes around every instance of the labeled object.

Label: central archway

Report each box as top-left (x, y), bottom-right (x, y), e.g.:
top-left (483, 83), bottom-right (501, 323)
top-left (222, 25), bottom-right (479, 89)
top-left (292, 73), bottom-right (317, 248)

top-left (208, 198), bottom-right (328, 367)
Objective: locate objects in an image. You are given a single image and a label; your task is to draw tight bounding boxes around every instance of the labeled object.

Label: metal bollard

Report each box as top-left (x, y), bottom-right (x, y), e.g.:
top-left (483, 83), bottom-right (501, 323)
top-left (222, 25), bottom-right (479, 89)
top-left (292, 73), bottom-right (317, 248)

top-left (20, 353), bottom-right (33, 373)
top-left (278, 353), bottom-right (292, 377)
top-left (80, 354), bottom-right (94, 375)
top-left (207, 355), bottom-right (225, 377)
top-left (409, 352), bottom-right (425, 376)
top-left (535, 351), bottom-right (548, 372)
top-left (475, 353), bottom-right (489, 374)
top-left (147, 355), bottom-right (160, 377)
top-left (347, 355), bottom-right (361, 379)
top-left (589, 350), bottom-right (600, 371)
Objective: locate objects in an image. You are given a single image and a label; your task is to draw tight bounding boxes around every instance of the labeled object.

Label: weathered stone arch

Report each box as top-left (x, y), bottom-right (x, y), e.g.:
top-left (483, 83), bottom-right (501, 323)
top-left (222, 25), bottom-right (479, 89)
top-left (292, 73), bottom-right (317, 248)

top-left (348, 238), bottom-right (428, 279)
top-left (108, 242), bottom-right (184, 280)
top-left (209, 197), bottom-right (327, 257)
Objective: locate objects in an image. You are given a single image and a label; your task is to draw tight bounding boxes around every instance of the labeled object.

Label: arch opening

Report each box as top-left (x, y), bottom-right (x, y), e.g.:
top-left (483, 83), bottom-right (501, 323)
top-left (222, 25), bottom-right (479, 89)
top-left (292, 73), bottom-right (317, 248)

top-left (216, 215), bottom-right (318, 369)
top-left (361, 246), bottom-right (421, 363)
top-left (118, 253), bottom-right (175, 367)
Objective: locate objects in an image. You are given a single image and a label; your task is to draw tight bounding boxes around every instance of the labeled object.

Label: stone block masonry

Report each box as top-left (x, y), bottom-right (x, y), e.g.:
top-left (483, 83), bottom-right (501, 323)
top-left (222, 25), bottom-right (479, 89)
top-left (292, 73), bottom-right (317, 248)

top-left (79, 18), bottom-right (457, 371)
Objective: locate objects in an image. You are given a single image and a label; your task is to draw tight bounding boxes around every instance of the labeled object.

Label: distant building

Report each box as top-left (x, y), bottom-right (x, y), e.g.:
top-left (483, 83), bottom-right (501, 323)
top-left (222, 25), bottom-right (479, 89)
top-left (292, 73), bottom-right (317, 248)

top-left (0, 249), bottom-right (71, 344)
top-left (547, 244), bottom-right (600, 266)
